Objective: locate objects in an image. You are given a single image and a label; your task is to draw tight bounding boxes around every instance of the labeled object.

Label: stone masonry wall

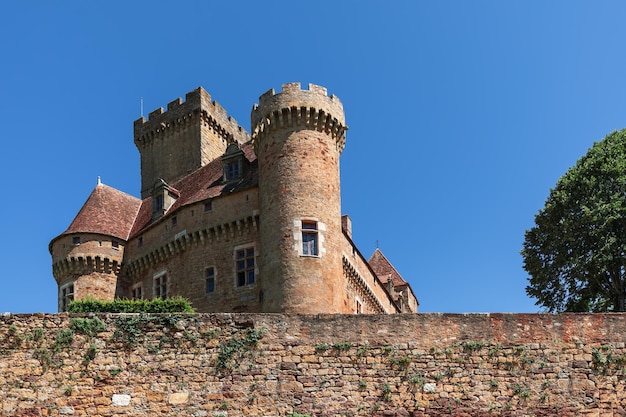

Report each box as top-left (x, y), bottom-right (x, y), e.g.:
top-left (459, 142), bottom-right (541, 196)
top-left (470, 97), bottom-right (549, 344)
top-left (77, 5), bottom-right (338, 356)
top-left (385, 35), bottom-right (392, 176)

top-left (0, 313), bottom-right (625, 416)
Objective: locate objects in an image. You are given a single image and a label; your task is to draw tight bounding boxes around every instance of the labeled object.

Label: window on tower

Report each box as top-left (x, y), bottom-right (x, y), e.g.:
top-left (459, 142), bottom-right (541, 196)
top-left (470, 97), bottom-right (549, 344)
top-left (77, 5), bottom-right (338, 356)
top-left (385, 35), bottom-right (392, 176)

top-left (60, 282), bottom-right (74, 312)
top-left (205, 267), bottom-right (216, 293)
top-left (302, 221), bottom-right (318, 256)
top-left (131, 284), bottom-right (143, 300)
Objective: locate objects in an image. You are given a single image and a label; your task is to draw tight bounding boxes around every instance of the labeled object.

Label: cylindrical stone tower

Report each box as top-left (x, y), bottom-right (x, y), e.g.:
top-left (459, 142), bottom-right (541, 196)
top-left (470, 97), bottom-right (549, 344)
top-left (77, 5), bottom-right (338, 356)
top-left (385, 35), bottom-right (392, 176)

top-left (252, 83), bottom-right (348, 313)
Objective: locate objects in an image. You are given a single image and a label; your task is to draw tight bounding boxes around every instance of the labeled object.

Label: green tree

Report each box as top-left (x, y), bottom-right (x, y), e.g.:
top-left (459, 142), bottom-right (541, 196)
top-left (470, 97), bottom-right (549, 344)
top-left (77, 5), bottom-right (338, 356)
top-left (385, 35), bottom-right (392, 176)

top-left (522, 129), bottom-right (626, 312)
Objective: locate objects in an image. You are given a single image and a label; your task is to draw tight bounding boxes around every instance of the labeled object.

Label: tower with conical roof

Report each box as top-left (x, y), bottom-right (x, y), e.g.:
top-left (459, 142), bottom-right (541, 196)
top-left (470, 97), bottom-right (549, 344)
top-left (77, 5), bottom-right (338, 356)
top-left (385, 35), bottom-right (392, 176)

top-left (49, 181), bottom-right (141, 311)
top-left (49, 83), bottom-right (418, 314)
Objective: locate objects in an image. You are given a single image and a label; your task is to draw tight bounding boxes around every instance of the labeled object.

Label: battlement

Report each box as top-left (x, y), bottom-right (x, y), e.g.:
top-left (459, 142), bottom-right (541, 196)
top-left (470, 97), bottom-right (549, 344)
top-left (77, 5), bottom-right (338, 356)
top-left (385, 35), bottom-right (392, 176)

top-left (134, 87), bottom-right (250, 147)
top-left (251, 82), bottom-right (348, 152)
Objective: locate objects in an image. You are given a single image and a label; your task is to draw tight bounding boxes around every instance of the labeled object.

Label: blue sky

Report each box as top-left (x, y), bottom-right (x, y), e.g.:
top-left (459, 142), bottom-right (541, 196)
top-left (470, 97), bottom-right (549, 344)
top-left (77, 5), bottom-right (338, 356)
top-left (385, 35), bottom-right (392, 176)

top-left (2, 1), bottom-right (626, 313)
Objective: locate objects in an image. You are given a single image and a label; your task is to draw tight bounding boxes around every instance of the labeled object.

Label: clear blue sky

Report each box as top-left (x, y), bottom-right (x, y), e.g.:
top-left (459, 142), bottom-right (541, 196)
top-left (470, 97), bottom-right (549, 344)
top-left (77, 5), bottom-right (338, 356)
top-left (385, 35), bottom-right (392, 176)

top-left (2, 1), bottom-right (625, 313)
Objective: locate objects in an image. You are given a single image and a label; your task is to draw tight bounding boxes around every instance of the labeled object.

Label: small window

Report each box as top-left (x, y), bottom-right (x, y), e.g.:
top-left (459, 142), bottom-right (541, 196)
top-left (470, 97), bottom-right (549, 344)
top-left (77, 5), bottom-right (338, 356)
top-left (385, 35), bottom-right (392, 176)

top-left (205, 267), bottom-right (216, 293)
top-left (225, 160), bottom-right (241, 180)
top-left (155, 194), bottom-right (164, 212)
top-left (112, 240), bottom-right (119, 249)
top-left (131, 285), bottom-right (143, 300)
top-left (72, 236), bottom-right (81, 245)
top-left (138, 236), bottom-right (143, 247)
top-left (235, 247), bottom-right (255, 286)
top-left (172, 216), bottom-right (178, 226)
top-left (302, 221), bottom-right (318, 256)
top-left (60, 283), bottom-right (74, 312)
top-left (204, 201), bottom-right (213, 212)
top-left (356, 299), bottom-right (363, 314)
top-left (154, 274), bottom-right (168, 299)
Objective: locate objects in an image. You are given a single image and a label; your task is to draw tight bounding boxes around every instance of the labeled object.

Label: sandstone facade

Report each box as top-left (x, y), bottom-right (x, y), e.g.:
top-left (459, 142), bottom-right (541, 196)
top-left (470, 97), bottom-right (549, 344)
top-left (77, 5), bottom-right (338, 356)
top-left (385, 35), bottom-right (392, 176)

top-left (49, 83), bottom-right (418, 314)
top-left (0, 313), bottom-right (625, 416)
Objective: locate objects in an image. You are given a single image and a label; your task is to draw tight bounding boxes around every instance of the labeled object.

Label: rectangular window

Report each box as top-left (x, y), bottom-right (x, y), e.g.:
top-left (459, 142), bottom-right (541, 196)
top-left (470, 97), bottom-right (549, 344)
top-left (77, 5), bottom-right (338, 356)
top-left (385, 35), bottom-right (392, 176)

top-left (302, 221), bottom-right (318, 256)
top-left (205, 267), bottom-right (216, 293)
top-left (226, 160), bottom-right (241, 180)
top-left (155, 194), bottom-right (164, 212)
top-left (356, 299), bottom-right (363, 314)
top-left (112, 240), bottom-right (119, 249)
top-left (235, 247), bottom-right (255, 286)
top-left (154, 274), bottom-right (168, 299)
top-left (138, 236), bottom-right (143, 247)
top-left (131, 285), bottom-right (143, 300)
top-left (60, 283), bottom-right (74, 312)
top-left (72, 236), bottom-right (80, 245)
top-left (172, 216), bottom-right (177, 226)
top-left (204, 201), bottom-right (213, 212)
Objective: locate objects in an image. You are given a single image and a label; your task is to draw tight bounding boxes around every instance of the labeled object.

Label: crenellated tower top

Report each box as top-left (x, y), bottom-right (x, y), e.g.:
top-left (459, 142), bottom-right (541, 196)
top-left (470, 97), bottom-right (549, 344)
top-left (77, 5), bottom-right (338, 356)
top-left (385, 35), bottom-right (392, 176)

top-left (133, 87), bottom-right (251, 198)
top-left (134, 87), bottom-right (249, 147)
top-left (251, 83), bottom-right (348, 154)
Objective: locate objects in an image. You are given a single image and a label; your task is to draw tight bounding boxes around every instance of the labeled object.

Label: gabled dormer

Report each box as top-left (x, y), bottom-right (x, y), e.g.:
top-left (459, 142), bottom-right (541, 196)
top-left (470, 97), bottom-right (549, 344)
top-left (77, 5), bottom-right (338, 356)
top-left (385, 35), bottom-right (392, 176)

top-left (152, 179), bottom-right (179, 220)
top-left (221, 142), bottom-right (246, 182)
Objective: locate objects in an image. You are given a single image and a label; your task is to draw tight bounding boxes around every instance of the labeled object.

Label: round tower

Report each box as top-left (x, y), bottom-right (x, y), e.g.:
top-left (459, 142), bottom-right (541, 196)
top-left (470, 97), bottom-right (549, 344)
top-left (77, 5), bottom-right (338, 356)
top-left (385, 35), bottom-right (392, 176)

top-left (50, 233), bottom-right (124, 311)
top-left (49, 182), bottom-right (141, 311)
top-left (252, 83), bottom-right (348, 313)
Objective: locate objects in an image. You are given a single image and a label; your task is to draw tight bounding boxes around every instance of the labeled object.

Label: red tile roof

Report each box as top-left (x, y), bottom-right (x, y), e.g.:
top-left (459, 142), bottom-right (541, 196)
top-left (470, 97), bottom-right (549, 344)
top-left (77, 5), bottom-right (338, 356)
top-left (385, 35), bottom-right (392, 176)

top-left (58, 142), bottom-right (259, 241)
top-left (129, 142), bottom-right (258, 237)
top-left (368, 248), bottom-right (408, 288)
top-left (60, 183), bottom-right (142, 240)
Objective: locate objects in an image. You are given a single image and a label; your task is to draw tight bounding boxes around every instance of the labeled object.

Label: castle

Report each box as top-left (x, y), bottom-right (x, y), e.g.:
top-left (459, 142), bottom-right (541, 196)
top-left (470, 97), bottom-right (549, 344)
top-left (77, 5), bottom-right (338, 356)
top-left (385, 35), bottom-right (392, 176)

top-left (49, 83), bottom-right (418, 314)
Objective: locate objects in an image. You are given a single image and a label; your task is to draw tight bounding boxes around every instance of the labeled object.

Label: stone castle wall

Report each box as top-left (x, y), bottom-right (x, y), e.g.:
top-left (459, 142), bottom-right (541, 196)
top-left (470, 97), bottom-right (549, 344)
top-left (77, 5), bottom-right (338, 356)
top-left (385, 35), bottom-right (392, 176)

top-left (1, 313), bottom-right (625, 416)
top-left (121, 189), bottom-right (261, 312)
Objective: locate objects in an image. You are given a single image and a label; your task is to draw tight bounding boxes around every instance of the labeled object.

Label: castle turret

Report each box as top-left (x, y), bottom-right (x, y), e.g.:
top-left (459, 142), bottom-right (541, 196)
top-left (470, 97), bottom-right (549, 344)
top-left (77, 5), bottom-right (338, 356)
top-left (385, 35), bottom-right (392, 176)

top-left (49, 182), bottom-right (141, 311)
top-left (252, 83), bottom-right (348, 313)
top-left (134, 87), bottom-right (250, 199)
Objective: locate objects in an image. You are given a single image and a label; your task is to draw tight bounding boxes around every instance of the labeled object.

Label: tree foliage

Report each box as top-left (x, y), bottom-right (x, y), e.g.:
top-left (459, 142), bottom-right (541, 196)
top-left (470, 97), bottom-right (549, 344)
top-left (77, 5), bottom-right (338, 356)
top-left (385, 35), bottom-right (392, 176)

top-left (522, 129), bottom-right (626, 312)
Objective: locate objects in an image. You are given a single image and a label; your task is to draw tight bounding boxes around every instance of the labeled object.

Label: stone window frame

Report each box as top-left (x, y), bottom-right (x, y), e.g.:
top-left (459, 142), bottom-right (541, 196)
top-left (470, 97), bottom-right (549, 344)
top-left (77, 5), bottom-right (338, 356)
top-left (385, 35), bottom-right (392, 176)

top-left (153, 270), bottom-right (169, 299)
top-left (131, 283), bottom-right (143, 300)
top-left (233, 243), bottom-right (257, 287)
top-left (293, 218), bottom-right (326, 257)
top-left (204, 200), bottom-right (213, 212)
top-left (112, 240), bottom-right (120, 250)
top-left (205, 266), bottom-right (216, 294)
top-left (72, 236), bottom-right (81, 246)
top-left (355, 297), bottom-right (363, 314)
top-left (59, 282), bottom-right (75, 312)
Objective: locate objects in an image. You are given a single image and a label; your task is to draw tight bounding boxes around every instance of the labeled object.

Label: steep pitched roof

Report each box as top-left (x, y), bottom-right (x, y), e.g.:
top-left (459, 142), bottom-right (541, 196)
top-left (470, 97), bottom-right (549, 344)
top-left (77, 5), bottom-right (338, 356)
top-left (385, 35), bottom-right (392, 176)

top-left (129, 142), bottom-right (258, 237)
top-left (368, 248), bottom-right (409, 288)
top-left (54, 142), bottom-right (258, 243)
top-left (60, 183), bottom-right (142, 241)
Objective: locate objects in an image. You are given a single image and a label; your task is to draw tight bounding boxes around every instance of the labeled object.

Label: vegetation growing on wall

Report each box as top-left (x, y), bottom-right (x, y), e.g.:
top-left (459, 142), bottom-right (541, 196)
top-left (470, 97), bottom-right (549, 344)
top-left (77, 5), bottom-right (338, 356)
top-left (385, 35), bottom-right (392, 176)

top-left (67, 297), bottom-right (194, 313)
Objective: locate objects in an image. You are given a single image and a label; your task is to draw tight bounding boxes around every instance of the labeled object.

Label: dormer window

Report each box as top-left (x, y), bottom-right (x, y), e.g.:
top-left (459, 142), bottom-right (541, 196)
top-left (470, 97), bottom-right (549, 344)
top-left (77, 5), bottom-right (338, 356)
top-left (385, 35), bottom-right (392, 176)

top-left (225, 160), bottom-right (241, 180)
top-left (222, 143), bottom-right (245, 181)
top-left (151, 179), bottom-right (179, 220)
top-left (154, 194), bottom-right (164, 212)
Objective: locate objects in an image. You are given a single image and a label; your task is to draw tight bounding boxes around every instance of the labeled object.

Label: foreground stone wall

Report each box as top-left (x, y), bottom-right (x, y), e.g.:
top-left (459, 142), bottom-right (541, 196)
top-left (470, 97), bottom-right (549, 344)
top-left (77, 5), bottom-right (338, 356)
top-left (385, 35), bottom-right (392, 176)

top-left (0, 313), bottom-right (625, 416)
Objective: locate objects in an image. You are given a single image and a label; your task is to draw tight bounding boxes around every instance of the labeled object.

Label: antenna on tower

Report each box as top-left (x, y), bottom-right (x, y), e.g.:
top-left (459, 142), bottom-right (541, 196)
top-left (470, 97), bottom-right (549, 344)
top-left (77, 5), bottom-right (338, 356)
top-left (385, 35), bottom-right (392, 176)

top-left (140, 97), bottom-right (144, 118)
top-left (376, 240), bottom-right (379, 249)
